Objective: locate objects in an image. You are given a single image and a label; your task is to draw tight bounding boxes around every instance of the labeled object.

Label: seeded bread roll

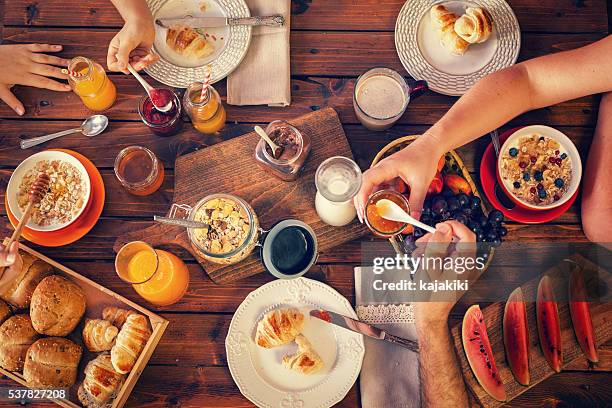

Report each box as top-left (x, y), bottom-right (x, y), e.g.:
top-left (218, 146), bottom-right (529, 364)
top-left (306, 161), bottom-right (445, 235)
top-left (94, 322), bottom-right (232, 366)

top-left (23, 337), bottom-right (82, 388)
top-left (0, 315), bottom-right (39, 371)
top-left (0, 299), bottom-right (11, 325)
top-left (30, 275), bottom-right (86, 336)
top-left (0, 251), bottom-right (53, 309)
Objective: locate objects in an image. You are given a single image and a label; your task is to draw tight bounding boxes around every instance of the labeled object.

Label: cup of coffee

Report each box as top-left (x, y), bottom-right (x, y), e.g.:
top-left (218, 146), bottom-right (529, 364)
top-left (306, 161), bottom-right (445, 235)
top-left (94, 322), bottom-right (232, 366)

top-left (353, 67), bottom-right (427, 131)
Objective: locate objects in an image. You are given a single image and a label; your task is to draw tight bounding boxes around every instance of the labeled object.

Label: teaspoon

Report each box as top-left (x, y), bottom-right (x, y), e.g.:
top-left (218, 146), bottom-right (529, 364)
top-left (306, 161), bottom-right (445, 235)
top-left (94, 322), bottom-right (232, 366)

top-left (20, 115), bottom-right (109, 149)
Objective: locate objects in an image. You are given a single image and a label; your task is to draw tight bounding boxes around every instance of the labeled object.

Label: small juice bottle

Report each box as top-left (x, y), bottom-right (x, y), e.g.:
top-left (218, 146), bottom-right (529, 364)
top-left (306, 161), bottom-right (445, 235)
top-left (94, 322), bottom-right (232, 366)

top-left (183, 82), bottom-right (226, 134)
top-left (68, 56), bottom-right (117, 111)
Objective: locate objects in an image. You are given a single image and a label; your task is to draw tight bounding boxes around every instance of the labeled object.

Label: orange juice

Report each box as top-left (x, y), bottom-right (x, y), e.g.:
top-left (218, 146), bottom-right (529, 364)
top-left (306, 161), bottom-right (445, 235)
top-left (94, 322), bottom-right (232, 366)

top-left (68, 56), bottom-right (117, 111)
top-left (183, 83), bottom-right (226, 134)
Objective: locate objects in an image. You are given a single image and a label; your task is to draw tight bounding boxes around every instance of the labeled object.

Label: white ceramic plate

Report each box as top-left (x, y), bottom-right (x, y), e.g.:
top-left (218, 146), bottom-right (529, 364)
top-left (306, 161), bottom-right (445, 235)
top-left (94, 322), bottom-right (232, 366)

top-left (7, 151), bottom-right (91, 232)
top-left (145, 0), bottom-right (252, 87)
top-left (226, 278), bottom-right (364, 408)
top-left (395, 0), bottom-right (520, 95)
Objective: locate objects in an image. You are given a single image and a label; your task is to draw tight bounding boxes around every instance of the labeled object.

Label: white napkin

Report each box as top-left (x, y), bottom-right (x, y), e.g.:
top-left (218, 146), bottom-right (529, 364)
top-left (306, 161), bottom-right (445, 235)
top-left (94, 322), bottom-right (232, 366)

top-left (226, 0), bottom-right (291, 106)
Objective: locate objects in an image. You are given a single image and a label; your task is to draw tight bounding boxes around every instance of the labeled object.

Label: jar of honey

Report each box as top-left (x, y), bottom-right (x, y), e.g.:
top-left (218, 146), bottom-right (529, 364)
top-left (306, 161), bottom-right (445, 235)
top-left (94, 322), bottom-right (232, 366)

top-left (67, 56), bottom-right (117, 111)
top-left (183, 82), bottom-right (226, 134)
top-left (365, 189), bottom-right (410, 238)
top-left (114, 146), bottom-right (165, 196)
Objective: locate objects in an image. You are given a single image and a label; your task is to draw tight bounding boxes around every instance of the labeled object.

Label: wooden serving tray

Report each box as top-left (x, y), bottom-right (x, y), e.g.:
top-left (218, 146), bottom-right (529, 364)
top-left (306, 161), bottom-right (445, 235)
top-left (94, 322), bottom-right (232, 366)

top-left (114, 107), bottom-right (368, 283)
top-left (450, 254), bottom-right (612, 407)
top-left (0, 242), bottom-right (168, 408)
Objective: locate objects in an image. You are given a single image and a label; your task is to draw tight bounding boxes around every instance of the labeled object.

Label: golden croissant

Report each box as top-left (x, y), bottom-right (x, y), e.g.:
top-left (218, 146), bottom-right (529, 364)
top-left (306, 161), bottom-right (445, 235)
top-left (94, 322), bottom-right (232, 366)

top-left (166, 25), bottom-right (215, 59)
top-left (78, 353), bottom-right (125, 408)
top-left (82, 319), bottom-right (119, 352)
top-left (430, 5), bottom-right (469, 55)
top-left (255, 308), bottom-right (305, 348)
top-left (282, 334), bottom-right (324, 375)
top-left (110, 314), bottom-right (151, 374)
top-left (102, 306), bottom-right (135, 330)
top-left (454, 7), bottom-right (493, 44)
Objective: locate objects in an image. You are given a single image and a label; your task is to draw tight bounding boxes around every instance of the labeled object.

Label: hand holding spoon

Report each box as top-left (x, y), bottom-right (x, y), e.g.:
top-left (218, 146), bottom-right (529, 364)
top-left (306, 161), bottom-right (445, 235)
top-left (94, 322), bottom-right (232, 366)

top-left (375, 199), bottom-right (436, 234)
top-left (254, 126), bottom-right (282, 158)
top-left (127, 64), bottom-right (173, 112)
top-left (21, 115), bottom-right (109, 149)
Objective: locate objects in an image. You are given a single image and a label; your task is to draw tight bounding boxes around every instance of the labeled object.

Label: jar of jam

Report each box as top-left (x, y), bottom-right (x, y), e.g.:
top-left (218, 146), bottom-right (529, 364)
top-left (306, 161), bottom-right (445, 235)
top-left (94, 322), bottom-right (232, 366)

top-left (365, 189), bottom-right (410, 238)
top-left (114, 146), bottom-right (165, 196)
top-left (254, 121), bottom-right (311, 181)
top-left (183, 82), bottom-right (226, 134)
top-left (138, 88), bottom-right (183, 137)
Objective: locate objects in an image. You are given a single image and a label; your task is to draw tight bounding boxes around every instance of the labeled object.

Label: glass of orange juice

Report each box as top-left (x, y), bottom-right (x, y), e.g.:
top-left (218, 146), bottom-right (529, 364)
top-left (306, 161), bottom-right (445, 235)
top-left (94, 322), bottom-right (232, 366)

top-left (67, 56), bottom-right (117, 111)
top-left (183, 82), bottom-right (226, 134)
top-left (115, 241), bottom-right (189, 306)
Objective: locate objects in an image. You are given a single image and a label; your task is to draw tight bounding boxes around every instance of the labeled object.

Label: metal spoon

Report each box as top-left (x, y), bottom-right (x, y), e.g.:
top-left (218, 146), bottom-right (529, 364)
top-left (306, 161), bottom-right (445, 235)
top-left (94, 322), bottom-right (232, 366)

top-left (154, 215), bottom-right (210, 230)
top-left (375, 199), bottom-right (436, 234)
top-left (254, 126), bottom-right (281, 157)
top-left (489, 129), bottom-right (516, 209)
top-left (127, 64), bottom-right (173, 112)
top-left (20, 115), bottom-right (109, 149)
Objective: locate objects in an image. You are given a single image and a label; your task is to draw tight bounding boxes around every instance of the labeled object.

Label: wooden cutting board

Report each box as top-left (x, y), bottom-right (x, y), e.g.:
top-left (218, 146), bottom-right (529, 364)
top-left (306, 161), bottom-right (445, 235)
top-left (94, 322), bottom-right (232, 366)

top-left (114, 107), bottom-right (367, 283)
top-left (451, 254), bottom-right (612, 407)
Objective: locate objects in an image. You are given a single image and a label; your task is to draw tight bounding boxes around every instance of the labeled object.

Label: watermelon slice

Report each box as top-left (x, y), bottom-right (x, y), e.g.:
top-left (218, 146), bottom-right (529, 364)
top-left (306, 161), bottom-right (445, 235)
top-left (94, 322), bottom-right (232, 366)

top-left (536, 276), bottom-right (562, 372)
top-left (569, 267), bottom-right (599, 362)
top-left (503, 287), bottom-right (530, 385)
top-left (462, 305), bottom-right (507, 401)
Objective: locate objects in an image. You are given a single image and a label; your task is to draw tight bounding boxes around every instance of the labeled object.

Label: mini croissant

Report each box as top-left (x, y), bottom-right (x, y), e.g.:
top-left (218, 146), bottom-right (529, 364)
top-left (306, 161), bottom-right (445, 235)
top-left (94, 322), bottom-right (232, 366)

top-left (454, 7), bottom-right (493, 44)
top-left (83, 319), bottom-right (119, 352)
top-left (430, 5), bottom-right (469, 55)
top-left (282, 334), bottom-right (324, 375)
top-left (255, 308), bottom-right (305, 348)
top-left (166, 25), bottom-right (215, 59)
top-left (102, 307), bottom-right (135, 330)
top-left (78, 353), bottom-right (125, 408)
top-left (110, 314), bottom-right (151, 374)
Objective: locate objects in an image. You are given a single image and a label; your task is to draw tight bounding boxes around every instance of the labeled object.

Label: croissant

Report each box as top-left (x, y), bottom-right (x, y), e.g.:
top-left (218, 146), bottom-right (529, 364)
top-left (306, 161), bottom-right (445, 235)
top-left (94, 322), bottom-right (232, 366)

top-left (430, 5), bottom-right (469, 55)
top-left (82, 319), bottom-right (119, 352)
top-left (78, 353), bottom-right (125, 408)
top-left (102, 307), bottom-right (135, 329)
top-left (166, 25), bottom-right (215, 59)
top-left (255, 308), bottom-right (305, 349)
top-left (282, 334), bottom-right (324, 375)
top-left (110, 314), bottom-right (151, 374)
top-left (454, 7), bottom-right (493, 44)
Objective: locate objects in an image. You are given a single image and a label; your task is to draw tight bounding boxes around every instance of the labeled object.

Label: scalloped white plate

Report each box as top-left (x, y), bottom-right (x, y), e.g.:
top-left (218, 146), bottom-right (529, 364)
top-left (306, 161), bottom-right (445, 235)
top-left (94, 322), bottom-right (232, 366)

top-left (226, 278), bottom-right (364, 408)
top-left (395, 0), bottom-right (520, 95)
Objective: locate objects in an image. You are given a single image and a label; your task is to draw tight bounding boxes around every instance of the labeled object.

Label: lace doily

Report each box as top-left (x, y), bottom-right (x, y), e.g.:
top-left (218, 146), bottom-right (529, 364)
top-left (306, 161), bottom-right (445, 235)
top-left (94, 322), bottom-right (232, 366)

top-left (356, 304), bottom-right (415, 324)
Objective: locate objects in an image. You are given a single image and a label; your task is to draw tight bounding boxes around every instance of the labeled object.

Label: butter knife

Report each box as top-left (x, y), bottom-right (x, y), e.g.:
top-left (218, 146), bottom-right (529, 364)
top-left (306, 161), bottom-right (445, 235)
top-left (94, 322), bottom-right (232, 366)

top-left (155, 15), bottom-right (285, 29)
top-left (310, 309), bottom-right (419, 352)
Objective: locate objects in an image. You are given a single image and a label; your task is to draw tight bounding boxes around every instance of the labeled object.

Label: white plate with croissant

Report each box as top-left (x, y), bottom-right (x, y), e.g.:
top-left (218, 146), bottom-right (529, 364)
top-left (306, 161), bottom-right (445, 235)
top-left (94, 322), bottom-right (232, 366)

top-left (145, 0), bottom-right (251, 87)
top-left (226, 277), bottom-right (364, 408)
top-left (395, 0), bottom-right (520, 95)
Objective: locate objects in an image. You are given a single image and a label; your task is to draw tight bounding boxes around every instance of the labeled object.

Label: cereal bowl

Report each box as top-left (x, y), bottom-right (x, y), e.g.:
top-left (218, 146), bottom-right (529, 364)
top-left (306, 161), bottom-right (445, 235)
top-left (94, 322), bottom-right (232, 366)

top-left (7, 151), bottom-right (91, 232)
top-left (497, 125), bottom-right (581, 211)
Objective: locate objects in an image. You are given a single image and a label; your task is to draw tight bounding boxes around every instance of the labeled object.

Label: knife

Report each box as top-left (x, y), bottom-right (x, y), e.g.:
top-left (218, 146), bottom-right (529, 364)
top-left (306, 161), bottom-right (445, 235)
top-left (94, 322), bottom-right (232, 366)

top-left (310, 309), bottom-right (419, 353)
top-left (155, 15), bottom-right (285, 29)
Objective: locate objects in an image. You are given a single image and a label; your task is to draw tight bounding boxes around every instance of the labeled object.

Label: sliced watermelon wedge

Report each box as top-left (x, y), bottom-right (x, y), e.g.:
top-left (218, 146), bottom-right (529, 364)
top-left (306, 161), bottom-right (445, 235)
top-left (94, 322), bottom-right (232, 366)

top-left (503, 287), bottom-right (530, 385)
top-left (536, 276), bottom-right (563, 372)
top-left (569, 267), bottom-right (599, 362)
top-left (462, 305), bottom-right (507, 401)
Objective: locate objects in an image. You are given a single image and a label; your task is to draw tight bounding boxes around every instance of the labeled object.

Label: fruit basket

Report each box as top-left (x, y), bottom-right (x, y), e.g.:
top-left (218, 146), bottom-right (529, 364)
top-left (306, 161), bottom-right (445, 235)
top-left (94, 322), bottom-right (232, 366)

top-left (371, 135), bottom-right (502, 261)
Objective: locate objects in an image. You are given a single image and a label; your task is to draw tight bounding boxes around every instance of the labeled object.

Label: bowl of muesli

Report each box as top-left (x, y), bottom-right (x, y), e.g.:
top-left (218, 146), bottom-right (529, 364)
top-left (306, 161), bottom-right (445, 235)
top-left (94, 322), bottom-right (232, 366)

top-left (7, 151), bottom-right (91, 231)
top-left (497, 125), bottom-right (581, 210)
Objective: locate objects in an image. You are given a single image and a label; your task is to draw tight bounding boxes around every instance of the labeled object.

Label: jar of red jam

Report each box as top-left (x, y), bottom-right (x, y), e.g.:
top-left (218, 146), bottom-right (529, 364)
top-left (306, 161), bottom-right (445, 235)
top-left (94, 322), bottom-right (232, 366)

top-left (365, 189), bottom-right (410, 238)
top-left (138, 88), bottom-right (183, 137)
top-left (254, 121), bottom-right (311, 181)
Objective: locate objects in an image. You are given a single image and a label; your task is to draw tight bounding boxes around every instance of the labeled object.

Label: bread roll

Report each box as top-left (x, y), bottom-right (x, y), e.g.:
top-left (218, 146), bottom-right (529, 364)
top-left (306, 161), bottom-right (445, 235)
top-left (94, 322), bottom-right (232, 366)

top-left (102, 306), bottom-right (135, 329)
top-left (430, 5), bottom-right (469, 55)
top-left (255, 308), bottom-right (305, 348)
top-left (0, 251), bottom-right (53, 309)
top-left (454, 7), bottom-right (493, 44)
top-left (111, 314), bottom-right (151, 374)
top-left (166, 25), bottom-right (215, 59)
top-left (0, 299), bottom-right (11, 325)
top-left (30, 275), bottom-right (86, 336)
top-left (282, 334), bottom-right (324, 375)
top-left (83, 319), bottom-right (119, 352)
top-left (78, 353), bottom-right (125, 408)
top-left (23, 337), bottom-right (82, 388)
top-left (0, 315), bottom-right (39, 371)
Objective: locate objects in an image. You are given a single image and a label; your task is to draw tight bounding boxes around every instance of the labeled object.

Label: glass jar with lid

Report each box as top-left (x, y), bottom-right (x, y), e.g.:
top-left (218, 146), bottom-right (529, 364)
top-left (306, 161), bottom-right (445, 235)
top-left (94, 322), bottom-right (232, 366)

top-left (315, 156), bottom-right (362, 226)
top-left (254, 121), bottom-right (311, 181)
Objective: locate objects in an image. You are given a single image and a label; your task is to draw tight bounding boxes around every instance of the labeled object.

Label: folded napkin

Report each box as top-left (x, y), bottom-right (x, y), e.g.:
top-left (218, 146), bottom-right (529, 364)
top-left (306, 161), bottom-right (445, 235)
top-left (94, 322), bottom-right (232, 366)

top-left (355, 267), bottom-right (421, 408)
top-left (226, 0), bottom-right (291, 106)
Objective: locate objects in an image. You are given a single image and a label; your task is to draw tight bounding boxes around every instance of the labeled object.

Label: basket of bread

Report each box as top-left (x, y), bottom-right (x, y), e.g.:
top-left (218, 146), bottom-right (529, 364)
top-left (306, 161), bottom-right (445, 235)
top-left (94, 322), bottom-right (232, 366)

top-left (0, 242), bottom-right (168, 408)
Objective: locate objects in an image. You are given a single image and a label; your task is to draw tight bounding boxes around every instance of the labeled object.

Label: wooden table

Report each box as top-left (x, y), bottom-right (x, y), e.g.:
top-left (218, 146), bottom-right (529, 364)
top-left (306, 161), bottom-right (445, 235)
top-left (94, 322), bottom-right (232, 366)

top-left (0, 1), bottom-right (610, 406)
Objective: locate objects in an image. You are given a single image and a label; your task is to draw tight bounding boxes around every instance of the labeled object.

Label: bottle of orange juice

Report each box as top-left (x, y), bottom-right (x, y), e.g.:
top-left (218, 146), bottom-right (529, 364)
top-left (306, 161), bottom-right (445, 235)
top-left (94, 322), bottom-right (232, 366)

top-left (183, 82), bottom-right (226, 134)
top-left (67, 56), bottom-right (117, 111)
top-left (115, 241), bottom-right (189, 307)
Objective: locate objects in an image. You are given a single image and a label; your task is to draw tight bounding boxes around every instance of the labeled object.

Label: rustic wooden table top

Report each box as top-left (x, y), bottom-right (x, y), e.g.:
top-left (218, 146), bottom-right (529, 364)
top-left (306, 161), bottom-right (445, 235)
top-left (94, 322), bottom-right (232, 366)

top-left (0, 1), bottom-right (610, 407)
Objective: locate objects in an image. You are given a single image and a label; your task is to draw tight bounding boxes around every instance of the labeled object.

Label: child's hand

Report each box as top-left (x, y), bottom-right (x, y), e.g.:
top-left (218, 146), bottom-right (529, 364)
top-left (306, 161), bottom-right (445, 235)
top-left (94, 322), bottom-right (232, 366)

top-left (107, 18), bottom-right (158, 73)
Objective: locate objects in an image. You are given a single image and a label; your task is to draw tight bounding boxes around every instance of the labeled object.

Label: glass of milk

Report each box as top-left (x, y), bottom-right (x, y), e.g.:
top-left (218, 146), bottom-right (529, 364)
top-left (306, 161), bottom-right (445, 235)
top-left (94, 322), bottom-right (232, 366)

top-left (315, 156), bottom-right (362, 227)
top-left (353, 67), bottom-right (427, 131)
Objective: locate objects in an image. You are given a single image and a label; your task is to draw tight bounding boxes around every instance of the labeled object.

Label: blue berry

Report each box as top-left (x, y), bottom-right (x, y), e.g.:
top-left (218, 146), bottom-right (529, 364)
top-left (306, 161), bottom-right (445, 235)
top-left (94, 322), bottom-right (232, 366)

top-left (509, 147), bottom-right (519, 157)
top-left (513, 181), bottom-right (521, 189)
top-left (560, 153), bottom-right (567, 160)
top-left (523, 172), bottom-right (530, 181)
top-left (554, 178), bottom-right (564, 188)
top-left (539, 190), bottom-right (547, 199)
top-left (534, 171), bottom-right (543, 181)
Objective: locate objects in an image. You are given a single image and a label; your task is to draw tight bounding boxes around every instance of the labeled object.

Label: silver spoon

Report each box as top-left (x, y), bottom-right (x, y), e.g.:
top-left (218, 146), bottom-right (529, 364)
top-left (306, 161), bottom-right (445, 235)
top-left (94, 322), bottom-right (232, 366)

top-left (254, 126), bottom-right (281, 157)
top-left (127, 64), bottom-right (173, 112)
top-left (154, 215), bottom-right (210, 230)
top-left (20, 115), bottom-right (109, 149)
top-left (375, 199), bottom-right (436, 234)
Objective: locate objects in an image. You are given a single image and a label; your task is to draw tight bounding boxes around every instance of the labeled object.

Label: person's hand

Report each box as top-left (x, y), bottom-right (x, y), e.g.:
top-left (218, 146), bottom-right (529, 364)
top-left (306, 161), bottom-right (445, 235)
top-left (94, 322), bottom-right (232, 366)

top-left (0, 44), bottom-right (71, 115)
top-left (107, 18), bottom-right (158, 73)
top-left (0, 242), bottom-right (19, 268)
top-left (354, 135), bottom-right (444, 222)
